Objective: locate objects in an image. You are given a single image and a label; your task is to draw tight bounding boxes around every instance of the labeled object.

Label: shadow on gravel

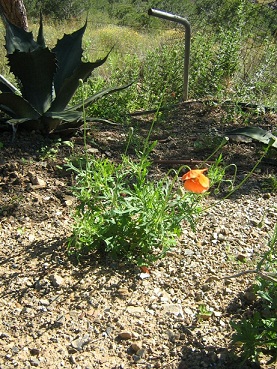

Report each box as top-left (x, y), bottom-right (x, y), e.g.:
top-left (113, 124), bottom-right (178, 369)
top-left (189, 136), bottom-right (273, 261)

top-left (176, 345), bottom-right (262, 369)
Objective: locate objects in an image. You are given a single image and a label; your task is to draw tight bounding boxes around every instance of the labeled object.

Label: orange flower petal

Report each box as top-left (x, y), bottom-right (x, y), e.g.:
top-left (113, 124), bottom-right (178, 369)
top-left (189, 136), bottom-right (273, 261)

top-left (184, 178), bottom-right (209, 193)
top-left (182, 168), bottom-right (207, 181)
top-left (197, 173), bottom-right (210, 188)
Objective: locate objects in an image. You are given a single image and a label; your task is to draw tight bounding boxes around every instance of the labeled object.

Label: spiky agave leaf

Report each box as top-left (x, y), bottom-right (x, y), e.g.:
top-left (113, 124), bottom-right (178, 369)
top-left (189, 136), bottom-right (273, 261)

top-left (37, 12), bottom-right (46, 48)
top-left (4, 15), bottom-right (41, 54)
top-left (52, 21), bottom-right (88, 95)
top-left (227, 127), bottom-right (277, 149)
top-left (0, 93), bottom-right (40, 119)
top-left (0, 75), bottom-right (19, 94)
top-left (8, 48), bottom-right (57, 114)
top-left (0, 15), bottom-right (131, 134)
top-left (50, 22), bottom-right (111, 112)
top-left (50, 52), bottom-right (111, 112)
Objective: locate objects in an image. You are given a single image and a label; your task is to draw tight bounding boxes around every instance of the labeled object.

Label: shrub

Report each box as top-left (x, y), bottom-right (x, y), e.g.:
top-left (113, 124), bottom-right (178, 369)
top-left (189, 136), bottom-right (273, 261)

top-left (67, 146), bottom-right (205, 266)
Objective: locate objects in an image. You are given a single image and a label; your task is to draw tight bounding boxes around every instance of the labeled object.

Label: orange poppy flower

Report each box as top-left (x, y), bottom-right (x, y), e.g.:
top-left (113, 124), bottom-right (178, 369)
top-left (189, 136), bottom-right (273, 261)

top-left (182, 168), bottom-right (210, 194)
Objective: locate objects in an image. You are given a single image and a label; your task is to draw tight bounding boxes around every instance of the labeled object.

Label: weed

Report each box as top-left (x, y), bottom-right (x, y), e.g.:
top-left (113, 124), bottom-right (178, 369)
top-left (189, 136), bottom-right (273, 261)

top-left (231, 224), bottom-right (277, 364)
top-left (197, 304), bottom-right (213, 321)
top-left (39, 138), bottom-right (74, 160)
top-left (261, 175), bottom-right (277, 194)
top-left (67, 150), bottom-right (205, 266)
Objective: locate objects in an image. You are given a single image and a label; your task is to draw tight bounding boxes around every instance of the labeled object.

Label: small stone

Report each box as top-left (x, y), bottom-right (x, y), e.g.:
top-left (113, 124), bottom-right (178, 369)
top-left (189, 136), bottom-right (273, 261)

top-left (106, 326), bottom-right (113, 336)
top-left (126, 306), bottom-right (144, 315)
top-left (39, 299), bottom-right (50, 306)
top-left (29, 348), bottom-right (40, 356)
top-left (224, 288), bottom-right (233, 295)
top-left (117, 287), bottom-right (130, 297)
top-left (183, 307), bottom-right (194, 316)
top-left (162, 304), bottom-right (184, 318)
top-left (245, 291), bottom-right (256, 302)
top-left (12, 346), bottom-right (19, 354)
top-left (29, 358), bottom-right (40, 367)
top-left (131, 343), bottom-right (141, 353)
top-left (139, 273), bottom-right (150, 280)
top-left (236, 254), bottom-right (247, 262)
top-left (218, 233), bottom-right (225, 241)
top-left (201, 283), bottom-right (210, 292)
top-left (214, 311), bottom-right (222, 317)
top-left (118, 331), bottom-right (132, 340)
top-left (133, 355), bottom-right (141, 362)
top-left (49, 274), bottom-right (64, 287)
top-left (28, 171), bottom-right (46, 187)
top-left (71, 336), bottom-right (90, 350)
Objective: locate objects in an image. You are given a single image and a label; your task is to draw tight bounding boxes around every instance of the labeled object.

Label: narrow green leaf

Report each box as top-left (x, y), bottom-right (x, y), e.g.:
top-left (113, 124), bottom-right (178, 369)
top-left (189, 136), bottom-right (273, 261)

top-left (8, 48), bottom-right (57, 114)
top-left (0, 93), bottom-right (40, 119)
top-left (67, 82), bottom-right (133, 112)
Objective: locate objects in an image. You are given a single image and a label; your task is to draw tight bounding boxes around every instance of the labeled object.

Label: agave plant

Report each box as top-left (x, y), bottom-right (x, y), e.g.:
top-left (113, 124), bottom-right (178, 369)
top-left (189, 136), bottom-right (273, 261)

top-left (0, 15), bottom-right (130, 134)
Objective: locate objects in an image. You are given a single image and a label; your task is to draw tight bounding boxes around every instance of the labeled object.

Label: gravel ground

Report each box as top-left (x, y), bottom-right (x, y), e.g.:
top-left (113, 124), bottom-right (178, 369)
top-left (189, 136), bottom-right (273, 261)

top-left (0, 101), bottom-right (277, 369)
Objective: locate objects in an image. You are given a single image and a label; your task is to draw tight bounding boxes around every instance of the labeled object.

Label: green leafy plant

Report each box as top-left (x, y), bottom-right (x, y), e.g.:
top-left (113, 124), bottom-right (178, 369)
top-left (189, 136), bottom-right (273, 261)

top-left (0, 15), bottom-right (130, 135)
top-left (261, 175), bottom-right (277, 193)
top-left (197, 304), bottom-right (213, 321)
top-left (67, 138), bottom-right (206, 266)
top-left (39, 138), bottom-right (74, 160)
top-left (231, 223), bottom-right (277, 364)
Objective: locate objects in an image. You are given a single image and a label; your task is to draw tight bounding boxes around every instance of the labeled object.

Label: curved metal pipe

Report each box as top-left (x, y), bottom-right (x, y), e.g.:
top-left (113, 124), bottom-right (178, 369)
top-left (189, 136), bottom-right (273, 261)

top-left (148, 8), bottom-right (191, 101)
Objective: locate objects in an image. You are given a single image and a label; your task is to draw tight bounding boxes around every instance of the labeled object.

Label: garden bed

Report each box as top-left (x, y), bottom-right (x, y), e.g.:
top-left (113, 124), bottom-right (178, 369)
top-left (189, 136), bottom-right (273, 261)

top-left (0, 101), bottom-right (276, 369)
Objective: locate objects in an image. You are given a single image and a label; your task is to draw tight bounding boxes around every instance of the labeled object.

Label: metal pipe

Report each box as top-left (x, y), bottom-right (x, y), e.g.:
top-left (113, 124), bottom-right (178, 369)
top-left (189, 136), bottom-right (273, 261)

top-left (148, 8), bottom-right (191, 101)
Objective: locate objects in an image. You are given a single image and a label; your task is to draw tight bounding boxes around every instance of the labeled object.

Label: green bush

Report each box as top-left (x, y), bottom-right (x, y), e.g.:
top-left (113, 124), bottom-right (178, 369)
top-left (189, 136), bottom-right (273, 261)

top-left (67, 147), bottom-right (204, 266)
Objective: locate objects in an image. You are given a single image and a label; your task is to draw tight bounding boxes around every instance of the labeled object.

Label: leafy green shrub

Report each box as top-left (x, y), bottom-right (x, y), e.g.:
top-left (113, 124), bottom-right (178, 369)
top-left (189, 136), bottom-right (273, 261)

top-left (67, 148), bottom-right (204, 266)
top-left (231, 224), bottom-right (277, 364)
top-left (24, 0), bottom-right (90, 19)
top-left (0, 15), bottom-right (129, 135)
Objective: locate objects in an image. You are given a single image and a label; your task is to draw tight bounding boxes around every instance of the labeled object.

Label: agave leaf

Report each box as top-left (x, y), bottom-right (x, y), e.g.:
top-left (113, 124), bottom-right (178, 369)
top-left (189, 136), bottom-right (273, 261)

top-left (0, 74), bottom-right (20, 94)
top-left (52, 21), bottom-right (87, 95)
top-left (45, 110), bottom-right (82, 122)
top-left (227, 127), bottom-right (277, 149)
top-left (8, 48), bottom-right (57, 114)
top-left (51, 53), bottom-right (111, 112)
top-left (4, 16), bottom-right (39, 54)
top-left (7, 117), bottom-right (36, 125)
top-left (0, 93), bottom-right (40, 119)
top-left (37, 12), bottom-right (46, 48)
top-left (67, 82), bottom-right (133, 112)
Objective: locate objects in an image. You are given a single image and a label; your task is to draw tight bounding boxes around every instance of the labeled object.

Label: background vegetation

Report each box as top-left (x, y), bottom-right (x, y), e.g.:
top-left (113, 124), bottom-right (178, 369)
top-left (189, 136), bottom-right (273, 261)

top-left (0, 0), bottom-right (276, 123)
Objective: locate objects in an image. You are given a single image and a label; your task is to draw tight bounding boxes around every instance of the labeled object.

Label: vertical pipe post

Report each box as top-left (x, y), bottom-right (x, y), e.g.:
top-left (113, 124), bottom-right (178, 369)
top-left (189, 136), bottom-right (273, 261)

top-left (148, 8), bottom-right (191, 101)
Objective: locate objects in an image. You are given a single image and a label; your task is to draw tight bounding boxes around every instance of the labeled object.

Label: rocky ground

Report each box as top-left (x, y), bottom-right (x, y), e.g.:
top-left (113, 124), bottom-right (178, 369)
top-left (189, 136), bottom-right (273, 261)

top-left (0, 100), bottom-right (277, 369)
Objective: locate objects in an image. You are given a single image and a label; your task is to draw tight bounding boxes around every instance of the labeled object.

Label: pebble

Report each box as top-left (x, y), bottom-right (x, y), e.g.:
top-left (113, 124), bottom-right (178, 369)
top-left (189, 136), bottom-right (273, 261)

top-left (118, 332), bottom-right (132, 340)
top-left (39, 299), bottom-right (50, 306)
top-left (49, 274), bottom-right (64, 287)
top-left (29, 358), bottom-right (40, 367)
top-left (71, 335), bottom-right (90, 350)
top-left (29, 348), bottom-right (40, 356)
top-left (131, 343), bottom-right (141, 352)
top-left (162, 304), bottom-right (184, 318)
